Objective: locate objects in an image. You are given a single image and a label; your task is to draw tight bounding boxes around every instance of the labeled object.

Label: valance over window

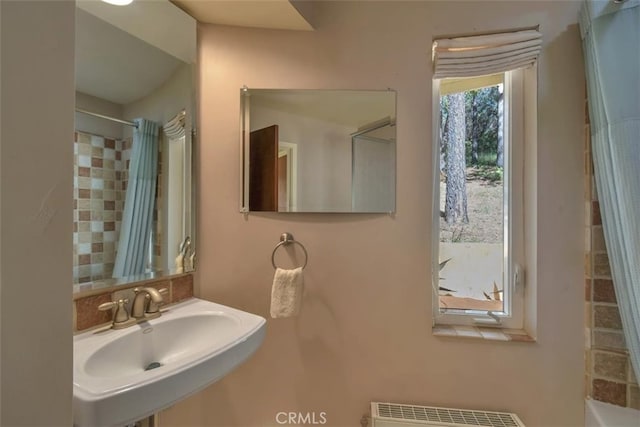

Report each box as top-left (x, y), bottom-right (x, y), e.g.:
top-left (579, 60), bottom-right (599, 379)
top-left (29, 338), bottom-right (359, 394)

top-left (163, 110), bottom-right (186, 139)
top-left (432, 29), bottom-right (542, 78)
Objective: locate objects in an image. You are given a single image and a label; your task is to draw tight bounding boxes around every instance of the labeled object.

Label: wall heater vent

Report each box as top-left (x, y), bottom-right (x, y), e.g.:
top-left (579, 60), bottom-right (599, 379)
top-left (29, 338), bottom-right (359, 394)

top-left (371, 402), bottom-right (525, 427)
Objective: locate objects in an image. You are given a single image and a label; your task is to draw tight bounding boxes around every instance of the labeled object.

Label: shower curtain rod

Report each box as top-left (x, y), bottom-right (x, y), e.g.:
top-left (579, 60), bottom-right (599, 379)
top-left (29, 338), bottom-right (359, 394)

top-left (350, 117), bottom-right (396, 138)
top-left (75, 108), bottom-right (137, 128)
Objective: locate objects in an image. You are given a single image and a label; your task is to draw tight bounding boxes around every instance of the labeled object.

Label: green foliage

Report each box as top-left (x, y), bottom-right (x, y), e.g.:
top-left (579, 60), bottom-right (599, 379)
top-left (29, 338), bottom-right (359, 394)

top-left (442, 85), bottom-right (500, 167)
top-left (468, 165), bottom-right (503, 183)
top-left (476, 152), bottom-right (498, 166)
top-left (465, 86), bottom-right (500, 166)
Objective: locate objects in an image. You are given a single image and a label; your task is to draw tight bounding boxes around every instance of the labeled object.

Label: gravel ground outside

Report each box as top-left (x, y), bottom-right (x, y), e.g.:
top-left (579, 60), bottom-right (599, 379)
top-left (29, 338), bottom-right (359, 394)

top-left (439, 167), bottom-right (503, 244)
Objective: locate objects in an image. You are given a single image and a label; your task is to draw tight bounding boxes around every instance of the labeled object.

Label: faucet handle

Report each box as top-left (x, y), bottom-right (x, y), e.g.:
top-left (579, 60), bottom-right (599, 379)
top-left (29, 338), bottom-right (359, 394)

top-left (98, 298), bottom-right (132, 329)
top-left (98, 301), bottom-right (117, 311)
top-left (147, 288), bottom-right (169, 314)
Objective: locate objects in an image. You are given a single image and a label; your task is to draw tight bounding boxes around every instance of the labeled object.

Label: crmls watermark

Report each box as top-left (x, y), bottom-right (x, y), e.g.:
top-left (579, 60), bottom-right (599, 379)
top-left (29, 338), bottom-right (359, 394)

top-left (275, 412), bottom-right (327, 425)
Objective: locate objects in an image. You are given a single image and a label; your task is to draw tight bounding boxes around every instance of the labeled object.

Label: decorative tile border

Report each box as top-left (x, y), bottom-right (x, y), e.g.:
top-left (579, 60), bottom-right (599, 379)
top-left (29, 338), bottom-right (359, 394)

top-left (73, 273), bottom-right (194, 332)
top-left (172, 274), bottom-right (195, 303)
top-left (75, 293), bottom-right (113, 331)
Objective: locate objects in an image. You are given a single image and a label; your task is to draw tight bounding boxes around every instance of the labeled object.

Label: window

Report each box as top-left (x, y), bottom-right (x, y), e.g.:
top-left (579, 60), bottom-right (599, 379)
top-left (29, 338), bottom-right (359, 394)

top-left (431, 30), bottom-right (539, 329)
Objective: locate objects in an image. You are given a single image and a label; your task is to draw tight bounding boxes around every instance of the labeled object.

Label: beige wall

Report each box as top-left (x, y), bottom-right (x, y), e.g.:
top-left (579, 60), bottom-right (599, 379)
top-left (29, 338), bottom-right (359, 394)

top-left (0, 1), bottom-right (74, 426)
top-left (161, 1), bottom-right (585, 426)
top-left (123, 62), bottom-right (193, 137)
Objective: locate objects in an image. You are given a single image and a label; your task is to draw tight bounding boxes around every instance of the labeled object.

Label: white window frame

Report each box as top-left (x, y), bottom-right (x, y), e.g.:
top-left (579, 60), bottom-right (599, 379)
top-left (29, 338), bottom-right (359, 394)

top-left (431, 68), bottom-right (534, 330)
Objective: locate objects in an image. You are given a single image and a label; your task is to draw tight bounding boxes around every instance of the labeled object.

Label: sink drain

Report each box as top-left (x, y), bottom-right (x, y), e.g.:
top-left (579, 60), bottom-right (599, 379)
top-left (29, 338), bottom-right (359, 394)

top-left (144, 362), bottom-right (162, 371)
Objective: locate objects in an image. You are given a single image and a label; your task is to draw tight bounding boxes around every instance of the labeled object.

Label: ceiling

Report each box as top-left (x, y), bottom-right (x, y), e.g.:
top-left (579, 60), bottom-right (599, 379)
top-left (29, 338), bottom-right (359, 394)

top-left (75, 0), bottom-right (313, 107)
top-left (171, 0), bottom-right (314, 31)
top-left (75, 8), bottom-right (185, 105)
top-left (75, 0), bottom-right (196, 106)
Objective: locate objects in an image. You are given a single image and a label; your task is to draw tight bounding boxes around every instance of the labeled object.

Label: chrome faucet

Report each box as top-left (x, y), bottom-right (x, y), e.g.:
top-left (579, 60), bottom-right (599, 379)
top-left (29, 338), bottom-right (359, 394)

top-left (131, 287), bottom-right (167, 320)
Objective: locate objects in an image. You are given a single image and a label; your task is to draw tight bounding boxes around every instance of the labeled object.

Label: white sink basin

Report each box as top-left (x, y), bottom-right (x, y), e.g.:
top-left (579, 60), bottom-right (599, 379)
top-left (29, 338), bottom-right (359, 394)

top-left (73, 298), bottom-right (266, 426)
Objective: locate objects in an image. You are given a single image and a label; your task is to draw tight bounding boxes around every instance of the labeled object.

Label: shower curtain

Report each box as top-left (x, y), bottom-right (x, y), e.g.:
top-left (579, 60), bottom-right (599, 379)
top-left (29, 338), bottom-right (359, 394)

top-left (580, 0), bottom-right (640, 383)
top-left (113, 118), bottom-right (159, 278)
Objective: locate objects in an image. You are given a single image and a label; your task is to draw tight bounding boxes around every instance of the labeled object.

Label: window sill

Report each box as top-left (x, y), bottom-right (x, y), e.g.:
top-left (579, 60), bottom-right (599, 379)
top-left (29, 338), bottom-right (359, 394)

top-left (432, 325), bottom-right (536, 343)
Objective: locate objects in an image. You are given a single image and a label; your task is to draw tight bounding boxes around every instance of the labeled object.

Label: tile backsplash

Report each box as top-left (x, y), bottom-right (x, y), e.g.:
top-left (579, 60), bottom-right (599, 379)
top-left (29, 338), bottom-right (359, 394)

top-left (73, 273), bottom-right (193, 332)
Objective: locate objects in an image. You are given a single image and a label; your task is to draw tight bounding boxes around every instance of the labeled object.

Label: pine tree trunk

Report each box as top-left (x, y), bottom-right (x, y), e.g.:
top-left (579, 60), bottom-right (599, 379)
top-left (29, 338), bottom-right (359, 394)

top-left (496, 84), bottom-right (504, 167)
top-left (471, 92), bottom-right (479, 164)
top-left (440, 105), bottom-right (448, 175)
top-left (445, 92), bottom-right (469, 224)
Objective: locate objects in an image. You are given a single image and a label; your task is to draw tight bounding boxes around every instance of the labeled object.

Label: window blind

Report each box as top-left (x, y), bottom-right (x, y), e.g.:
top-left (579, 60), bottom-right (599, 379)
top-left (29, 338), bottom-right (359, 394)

top-left (163, 110), bottom-right (186, 139)
top-left (432, 29), bottom-right (542, 79)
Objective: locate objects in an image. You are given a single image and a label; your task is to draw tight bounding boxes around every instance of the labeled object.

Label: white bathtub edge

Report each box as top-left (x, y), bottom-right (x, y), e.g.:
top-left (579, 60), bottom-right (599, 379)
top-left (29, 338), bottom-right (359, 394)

top-left (585, 398), bottom-right (640, 427)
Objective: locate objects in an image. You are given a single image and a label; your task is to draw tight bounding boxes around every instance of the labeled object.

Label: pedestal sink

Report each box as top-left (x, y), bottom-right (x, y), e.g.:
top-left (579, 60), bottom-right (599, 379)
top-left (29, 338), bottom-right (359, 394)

top-left (73, 298), bottom-right (266, 427)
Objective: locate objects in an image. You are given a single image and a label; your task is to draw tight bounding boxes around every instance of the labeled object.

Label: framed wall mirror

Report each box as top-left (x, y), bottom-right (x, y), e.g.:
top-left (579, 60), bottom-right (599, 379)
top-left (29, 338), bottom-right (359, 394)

top-left (240, 89), bottom-right (397, 213)
top-left (73, 1), bottom-right (196, 294)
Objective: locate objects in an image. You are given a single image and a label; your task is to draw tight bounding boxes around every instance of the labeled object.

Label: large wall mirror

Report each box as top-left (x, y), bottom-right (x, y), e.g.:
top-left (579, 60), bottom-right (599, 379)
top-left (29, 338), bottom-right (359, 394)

top-left (241, 89), bottom-right (397, 213)
top-left (73, 1), bottom-right (196, 293)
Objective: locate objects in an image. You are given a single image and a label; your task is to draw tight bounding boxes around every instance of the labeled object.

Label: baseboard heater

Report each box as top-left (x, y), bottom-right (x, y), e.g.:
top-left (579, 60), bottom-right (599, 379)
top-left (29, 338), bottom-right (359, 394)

top-left (370, 402), bottom-right (525, 427)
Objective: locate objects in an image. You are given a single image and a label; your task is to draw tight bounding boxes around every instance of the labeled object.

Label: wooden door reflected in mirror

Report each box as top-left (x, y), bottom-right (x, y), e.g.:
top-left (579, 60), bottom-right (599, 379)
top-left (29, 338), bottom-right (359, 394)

top-left (249, 125), bottom-right (279, 211)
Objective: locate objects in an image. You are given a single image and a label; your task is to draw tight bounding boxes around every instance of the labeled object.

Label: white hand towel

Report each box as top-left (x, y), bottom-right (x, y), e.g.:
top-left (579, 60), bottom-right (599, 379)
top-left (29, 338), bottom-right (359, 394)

top-left (270, 267), bottom-right (304, 318)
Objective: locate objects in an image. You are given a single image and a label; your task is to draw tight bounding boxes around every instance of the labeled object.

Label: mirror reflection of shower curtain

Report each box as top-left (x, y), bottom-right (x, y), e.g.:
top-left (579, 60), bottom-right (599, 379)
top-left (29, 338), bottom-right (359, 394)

top-left (113, 118), bottom-right (159, 278)
top-left (351, 125), bottom-right (396, 212)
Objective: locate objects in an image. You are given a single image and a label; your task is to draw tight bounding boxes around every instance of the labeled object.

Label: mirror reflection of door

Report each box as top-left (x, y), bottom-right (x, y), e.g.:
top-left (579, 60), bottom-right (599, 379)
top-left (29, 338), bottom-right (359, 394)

top-left (249, 125), bottom-right (278, 211)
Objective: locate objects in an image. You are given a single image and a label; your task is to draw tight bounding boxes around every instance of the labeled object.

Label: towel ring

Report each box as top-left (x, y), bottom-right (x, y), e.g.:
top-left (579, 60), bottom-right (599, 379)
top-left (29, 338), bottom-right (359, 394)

top-left (271, 232), bottom-right (308, 270)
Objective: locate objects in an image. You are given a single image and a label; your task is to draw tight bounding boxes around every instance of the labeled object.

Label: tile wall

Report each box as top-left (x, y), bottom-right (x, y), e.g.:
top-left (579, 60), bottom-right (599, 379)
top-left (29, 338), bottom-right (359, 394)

top-left (73, 132), bottom-right (163, 284)
top-left (584, 102), bottom-right (639, 409)
top-left (73, 132), bottom-right (129, 284)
